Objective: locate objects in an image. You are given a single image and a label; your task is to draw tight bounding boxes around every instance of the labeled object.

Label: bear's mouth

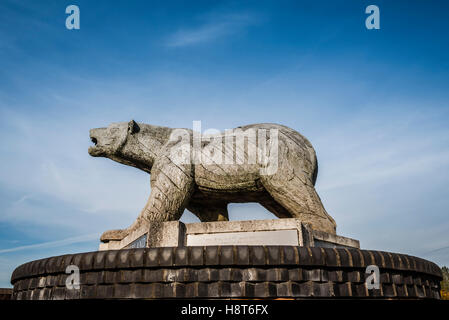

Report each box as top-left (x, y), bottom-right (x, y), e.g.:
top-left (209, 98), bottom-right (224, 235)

top-left (88, 134), bottom-right (102, 156)
top-left (89, 127), bottom-right (109, 157)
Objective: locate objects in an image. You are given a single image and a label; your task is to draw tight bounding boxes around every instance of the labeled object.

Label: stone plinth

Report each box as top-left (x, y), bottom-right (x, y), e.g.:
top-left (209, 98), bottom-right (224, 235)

top-left (99, 219), bottom-right (359, 251)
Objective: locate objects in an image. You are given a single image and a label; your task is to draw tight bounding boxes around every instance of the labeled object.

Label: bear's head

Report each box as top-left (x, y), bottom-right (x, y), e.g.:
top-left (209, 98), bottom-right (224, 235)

top-left (89, 120), bottom-right (140, 159)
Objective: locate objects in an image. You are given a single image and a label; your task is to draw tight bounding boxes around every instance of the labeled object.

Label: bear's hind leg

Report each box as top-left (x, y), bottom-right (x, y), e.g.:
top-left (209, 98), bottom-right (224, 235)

top-left (260, 171), bottom-right (337, 234)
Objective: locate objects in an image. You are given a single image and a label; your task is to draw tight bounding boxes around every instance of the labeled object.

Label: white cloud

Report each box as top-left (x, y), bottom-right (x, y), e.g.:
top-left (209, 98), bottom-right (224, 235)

top-left (0, 233), bottom-right (98, 254)
top-left (0, 108), bottom-right (151, 233)
top-left (166, 13), bottom-right (259, 47)
top-left (313, 110), bottom-right (449, 191)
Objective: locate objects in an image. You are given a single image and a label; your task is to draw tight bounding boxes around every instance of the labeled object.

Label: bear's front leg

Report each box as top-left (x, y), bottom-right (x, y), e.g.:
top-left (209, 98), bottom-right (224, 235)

top-left (100, 155), bottom-right (194, 242)
top-left (142, 157), bottom-right (194, 222)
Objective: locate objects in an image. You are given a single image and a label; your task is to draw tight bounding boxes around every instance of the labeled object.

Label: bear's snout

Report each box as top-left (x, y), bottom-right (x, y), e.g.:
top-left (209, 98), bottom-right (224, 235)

top-left (88, 128), bottom-right (105, 156)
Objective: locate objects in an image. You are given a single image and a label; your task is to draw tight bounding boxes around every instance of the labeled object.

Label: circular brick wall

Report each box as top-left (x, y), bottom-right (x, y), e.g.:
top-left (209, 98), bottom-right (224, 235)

top-left (10, 246), bottom-right (443, 299)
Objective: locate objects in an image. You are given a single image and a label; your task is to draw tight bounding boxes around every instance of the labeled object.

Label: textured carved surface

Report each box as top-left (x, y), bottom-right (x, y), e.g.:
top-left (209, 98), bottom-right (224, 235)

top-left (11, 247), bottom-right (442, 300)
top-left (89, 121), bottom-right (337, 241)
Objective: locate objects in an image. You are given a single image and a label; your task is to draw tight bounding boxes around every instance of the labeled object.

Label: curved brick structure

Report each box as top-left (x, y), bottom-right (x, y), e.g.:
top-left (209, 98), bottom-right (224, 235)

top-left (10, 246), bottom-right (442, 300)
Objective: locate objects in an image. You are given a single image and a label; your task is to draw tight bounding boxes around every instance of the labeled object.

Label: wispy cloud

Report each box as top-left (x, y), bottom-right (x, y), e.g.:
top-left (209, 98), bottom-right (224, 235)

top-left (421, 245), bottom-right (449, 256)
top-left (0, 233), bottom-right (98, 254)
top-left (166, 13), bottom-right (260, 47)
top-left (12, 194), bottom-right (34, 206)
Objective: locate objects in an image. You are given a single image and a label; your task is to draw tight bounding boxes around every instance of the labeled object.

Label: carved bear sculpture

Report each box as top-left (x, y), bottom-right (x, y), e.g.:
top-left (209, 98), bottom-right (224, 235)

top-left (89, 121), bottom-right (337, 242)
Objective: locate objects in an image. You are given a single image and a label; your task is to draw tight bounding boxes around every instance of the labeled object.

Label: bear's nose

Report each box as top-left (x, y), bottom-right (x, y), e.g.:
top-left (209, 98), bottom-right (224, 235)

top-left (89, 128), bottom-right (103, 141)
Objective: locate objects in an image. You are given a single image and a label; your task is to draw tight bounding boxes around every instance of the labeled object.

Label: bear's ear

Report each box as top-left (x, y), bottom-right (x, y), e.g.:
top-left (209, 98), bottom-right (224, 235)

top-left (128, 120), bottom-right (140, 134)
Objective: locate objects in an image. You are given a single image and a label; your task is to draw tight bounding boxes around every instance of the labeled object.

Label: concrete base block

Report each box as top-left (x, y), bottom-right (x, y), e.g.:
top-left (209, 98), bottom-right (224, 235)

top-left (99, 219), bottom-right (360, 250)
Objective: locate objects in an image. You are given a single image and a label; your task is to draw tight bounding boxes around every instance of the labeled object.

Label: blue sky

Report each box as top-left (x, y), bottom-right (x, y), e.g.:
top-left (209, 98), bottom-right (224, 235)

top-left (1, 0), bottom-right (449, 287)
